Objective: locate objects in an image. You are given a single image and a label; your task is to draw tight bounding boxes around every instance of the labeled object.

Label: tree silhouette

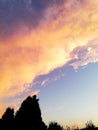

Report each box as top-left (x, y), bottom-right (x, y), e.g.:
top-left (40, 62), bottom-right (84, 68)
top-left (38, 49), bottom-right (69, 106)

top-left (1, 95), bottom-right (98, 130)
top-left (85, 120), bottom-right (95, 129)
top-left (48, 122), bottom-right (63, 130)
top-left (0, 107), bottom-right (14, 130)
top-left (0, 95), bottom-right (47, 130)
top-left (2, 107), bottom-right (14, 120)
top-left (15, 95), bottom-right (47, 130)
top-left (66, 125), bottom-right (70, 130)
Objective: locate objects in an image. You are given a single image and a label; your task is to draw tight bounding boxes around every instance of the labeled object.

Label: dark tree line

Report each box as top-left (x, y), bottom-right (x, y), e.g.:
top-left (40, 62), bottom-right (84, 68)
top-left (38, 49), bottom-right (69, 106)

top-left (0, 95), bottom-right (63, 130)
top-left (0, 95), bottom-right (98, 130)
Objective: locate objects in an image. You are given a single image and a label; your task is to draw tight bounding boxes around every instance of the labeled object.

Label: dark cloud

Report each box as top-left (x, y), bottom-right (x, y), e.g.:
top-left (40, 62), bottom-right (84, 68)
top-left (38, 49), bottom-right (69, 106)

top-left (0, 0), bottom-right (65, 38)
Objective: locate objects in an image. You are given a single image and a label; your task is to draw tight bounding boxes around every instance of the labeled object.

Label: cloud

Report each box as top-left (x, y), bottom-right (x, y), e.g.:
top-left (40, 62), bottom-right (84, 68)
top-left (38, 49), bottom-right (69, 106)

top-left (70, 38), bottom-right (98, 69)
top-left (35, 69), bottom-right (65, 87)
top-left (41, 78), bottom-right (50, 87)
top-left (0, 0), bottom-right (98, 116)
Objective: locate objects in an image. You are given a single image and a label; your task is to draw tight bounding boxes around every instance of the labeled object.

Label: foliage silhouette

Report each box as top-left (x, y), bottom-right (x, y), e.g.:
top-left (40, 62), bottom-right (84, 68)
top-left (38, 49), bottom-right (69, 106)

top-left (0, 95), bottom-right (98, 130)
top-left (0, 95), bottom-right (47, 130)
top-left (15, 95), bottom-right (47, 130)
top-left (0, 107), bottom-right (14, 130)
top-left (81, 120), bottom-right (97, 130)
top-left (48, 122), bottom-right (63, 130)
top-left (85, 121), bottom-right (95, 129)
top-left (2, 107), bottom-right (14, 120)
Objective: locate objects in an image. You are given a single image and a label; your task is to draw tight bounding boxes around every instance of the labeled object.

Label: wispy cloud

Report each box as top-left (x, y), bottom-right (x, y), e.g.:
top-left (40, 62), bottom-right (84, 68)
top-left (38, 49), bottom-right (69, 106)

top-left (41, 78), bottom-right (50, 87)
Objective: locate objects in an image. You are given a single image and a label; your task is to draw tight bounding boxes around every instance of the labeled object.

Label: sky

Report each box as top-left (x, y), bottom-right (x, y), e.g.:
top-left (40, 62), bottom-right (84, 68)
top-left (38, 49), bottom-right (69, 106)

top-left (0, 0), bottom-right (98, 128)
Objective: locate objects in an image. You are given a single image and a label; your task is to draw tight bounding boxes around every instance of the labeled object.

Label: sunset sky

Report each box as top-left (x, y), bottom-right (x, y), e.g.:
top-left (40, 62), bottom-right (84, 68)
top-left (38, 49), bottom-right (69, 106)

top-left (0, 0), bottom-right (98, 128)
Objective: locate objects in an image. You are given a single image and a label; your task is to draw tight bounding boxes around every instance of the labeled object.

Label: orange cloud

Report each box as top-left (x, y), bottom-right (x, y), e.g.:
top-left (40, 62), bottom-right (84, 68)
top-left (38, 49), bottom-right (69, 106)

top-left (0, 0), bottom-right (98, 116)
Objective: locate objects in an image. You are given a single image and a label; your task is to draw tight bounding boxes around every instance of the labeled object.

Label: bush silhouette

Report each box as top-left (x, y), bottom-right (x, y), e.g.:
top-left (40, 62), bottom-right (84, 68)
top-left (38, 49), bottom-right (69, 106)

top-left (48, 122), bottom-right (63, 130)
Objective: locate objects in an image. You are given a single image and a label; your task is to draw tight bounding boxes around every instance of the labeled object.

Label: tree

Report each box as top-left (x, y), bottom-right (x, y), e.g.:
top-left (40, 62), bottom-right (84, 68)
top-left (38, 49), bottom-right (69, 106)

top-left (85, 120), bottom-right (95, 129)
top-left (15, 95), bottom-right (47, 130)
top-left (0, 107), bottom-right (14, 130)
top-left (66, 125), bottom-right (70, 130)
top-left (2, 107), bottom-right (14, 121)
top-left (0, 95), bottom-right (47, 130)
top-left (48, 122), bottom-right (63, 130)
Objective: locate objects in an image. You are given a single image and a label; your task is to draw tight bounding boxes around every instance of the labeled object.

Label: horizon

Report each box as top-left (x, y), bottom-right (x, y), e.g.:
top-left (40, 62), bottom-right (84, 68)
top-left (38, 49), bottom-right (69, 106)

top-left (0, 0), bottom-right (98, 129)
